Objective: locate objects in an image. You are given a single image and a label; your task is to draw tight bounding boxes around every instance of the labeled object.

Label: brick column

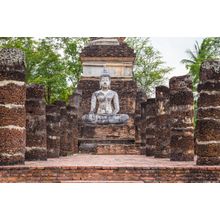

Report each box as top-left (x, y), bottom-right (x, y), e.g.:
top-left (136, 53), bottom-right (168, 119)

top-left (64, 105), bottom-right (75, 156)
top-left (0, 48), bottom-right (26, 165)
top-left (68, 89), bottom-right (82, 116)
top-left (68, 90), bottom-right (80, 154)
top-left (169, 75), bottom-right (194, 161)
top-left (155, 86), bottom-right (170, 158)
top-left (145, 98), bottom-right (157, 156)
top-left (46, 104), bottom-right (60, 158)
top-left (54, 101), bottom-right (68, 157)
top-left (196, 61), bottom-right (220, 165)
top-left (26, 84), bottom-right (47, 160)
top-left (135, 89), bottom-right (147, 149)
top-left (72, 110), bottom-right (79, 153)
top-left (140, 101), bottom-right (147, 154)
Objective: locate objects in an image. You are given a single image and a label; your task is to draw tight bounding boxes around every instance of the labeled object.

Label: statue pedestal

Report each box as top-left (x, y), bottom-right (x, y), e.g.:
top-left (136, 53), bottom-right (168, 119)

top-left (79, 122), bottom-right (141, 155)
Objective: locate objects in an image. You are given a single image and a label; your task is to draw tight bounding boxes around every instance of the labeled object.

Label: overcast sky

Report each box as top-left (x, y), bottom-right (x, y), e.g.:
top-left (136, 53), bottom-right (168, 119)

top-left (150, 37), bottom-right (204, 81)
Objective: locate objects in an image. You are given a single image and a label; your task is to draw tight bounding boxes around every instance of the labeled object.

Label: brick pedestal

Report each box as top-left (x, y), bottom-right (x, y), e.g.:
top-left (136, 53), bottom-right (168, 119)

top-left (46, 105), bottom-right (60, 158)
top-left (26, 84), bottom-right (47, 160)
top-left (155, 86), bottom-right (170, 158)
top-left (196, 61), bottom-right (220, 165)
top-left (0, 49), bottom-right (26, 165)
top-left (169, 75), bottom-right (194, 161)
top-left (79, 122), bottom-right (139, 154)
top-left (144, 99), bottom-right (157, 156)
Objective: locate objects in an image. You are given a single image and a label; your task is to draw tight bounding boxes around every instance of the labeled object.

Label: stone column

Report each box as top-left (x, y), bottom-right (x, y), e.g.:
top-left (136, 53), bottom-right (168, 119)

top-left (196, 60), bottom-right (220, 165)
top-left (169, 75), bottom-right (194, 161)
top-left (72, 111), bottom-right (79, 153)
top-left (140, 101), bottom-right (147, 154)
top-left (68, 89), bottom-right (82, 116)
top-left (68, 90), bottom-right (81, 154)
top-left (54, 101), bottom-right (68, 157)
top-left (145, 98), bottom-right (157, 156)
top-left (155, 86), bottom-right (170, 158)
top-left (135, 89), bottom-right (147, 149)
top-left (26, 84), bottom-right (47, 160)
top-left (65, 105), bottom-right (75, 155)
top-left (46, 104), bottom-right (60, 158)
top-left (0, 48), bottom-right (26, 165)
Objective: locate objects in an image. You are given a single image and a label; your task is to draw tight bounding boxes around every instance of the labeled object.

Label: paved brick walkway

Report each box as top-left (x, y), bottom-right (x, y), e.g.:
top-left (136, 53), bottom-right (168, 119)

top-left (3, 154), bottom-right (205, 168)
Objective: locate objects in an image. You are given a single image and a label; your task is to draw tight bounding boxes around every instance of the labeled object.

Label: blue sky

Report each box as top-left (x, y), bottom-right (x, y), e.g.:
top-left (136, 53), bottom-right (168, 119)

top-left (150, 37), bottom-right (204, 79)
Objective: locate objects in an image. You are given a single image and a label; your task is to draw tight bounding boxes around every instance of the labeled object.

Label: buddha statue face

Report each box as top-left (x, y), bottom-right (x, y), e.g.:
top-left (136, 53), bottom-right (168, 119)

top-left (100, 75), bottom-right (111, 90)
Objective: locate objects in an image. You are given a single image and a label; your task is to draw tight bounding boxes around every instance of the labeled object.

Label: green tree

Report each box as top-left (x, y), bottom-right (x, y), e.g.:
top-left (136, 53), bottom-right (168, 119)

top-left (0, 37), bottom-right (88, 103)
top-left (126, 37), bottom-right (173, 95)
top-left (181, 37), bottom-right (220, 91)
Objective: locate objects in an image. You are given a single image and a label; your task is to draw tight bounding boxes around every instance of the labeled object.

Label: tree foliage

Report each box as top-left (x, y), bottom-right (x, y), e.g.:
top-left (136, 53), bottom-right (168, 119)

top-left (181, 37), bottom-right (220, 91)
top-left (126, 37), bottom-right (173, 96)
top-left (0, 37), bottom-right (88, 103)
top-left (0, 37), bottom-right (173, 101)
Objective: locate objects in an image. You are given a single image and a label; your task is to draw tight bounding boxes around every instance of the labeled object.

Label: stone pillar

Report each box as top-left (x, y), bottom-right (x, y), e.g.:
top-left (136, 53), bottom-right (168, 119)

top-left (169, 75), bottom-right (194, 161)
top-left (68, 90), bottom-right (81, 154)
top-left (65, 105), bottom-right (76, 155)
top-left (196, 61), bottom-right (220, 165)
top-left (68, 89), bottom-right (82, 116)
top-left (26, 84), bottom-right (47, 160)
top-left (72, 111), bottom-right (79, 153)
top-left (140, 101), bottom-right (147, 154)
top-left (54, 101), bottom-right (68, 157)
top-left (135, 89), bottom-right (147, 149)
top-left (145, 98), bottom-right (157, 156)
top-left (154, 86), bottom-right (170, 158)
top-left (46, 104), bottom-right (60, 158)
top-left (0, 48), bottom-right (26, 165)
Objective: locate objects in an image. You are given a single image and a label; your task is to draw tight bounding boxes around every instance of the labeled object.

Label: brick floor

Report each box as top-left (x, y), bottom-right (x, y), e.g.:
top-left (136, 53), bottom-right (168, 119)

top-left (2, 154), bottom-right (199, 168)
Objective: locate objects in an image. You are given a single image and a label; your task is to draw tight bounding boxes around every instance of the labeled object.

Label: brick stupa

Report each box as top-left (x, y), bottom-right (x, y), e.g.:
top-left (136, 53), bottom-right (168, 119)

top-left (77, 37), bottom-right (142, 154)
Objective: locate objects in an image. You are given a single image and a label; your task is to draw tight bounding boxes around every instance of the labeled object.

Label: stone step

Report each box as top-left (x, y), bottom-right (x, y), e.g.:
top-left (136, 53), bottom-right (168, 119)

top-left (1, 164), bottom-right (220, 183)
top-left (79, 143), bottom-right (141, 155)
top-left (60, 181), bottom-right (144, 183)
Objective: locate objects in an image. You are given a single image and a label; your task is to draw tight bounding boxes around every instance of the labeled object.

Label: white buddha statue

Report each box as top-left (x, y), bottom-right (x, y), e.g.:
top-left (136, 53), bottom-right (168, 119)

top-left (82, 70), bottom-right (129, 124)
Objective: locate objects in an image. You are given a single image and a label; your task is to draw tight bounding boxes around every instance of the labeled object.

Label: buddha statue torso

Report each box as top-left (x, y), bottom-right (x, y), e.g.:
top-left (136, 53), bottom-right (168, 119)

top-left (91, 90), bottom-right (119, 115)
top-left (82, 70), bottom-right (129, 124)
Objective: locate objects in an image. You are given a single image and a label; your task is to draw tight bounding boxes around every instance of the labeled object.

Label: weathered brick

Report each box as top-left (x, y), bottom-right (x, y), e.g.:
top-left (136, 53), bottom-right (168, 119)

top-left (0, 48), bottom-right (26, 165)
top-left (169, 74), bottom-right (194, 161)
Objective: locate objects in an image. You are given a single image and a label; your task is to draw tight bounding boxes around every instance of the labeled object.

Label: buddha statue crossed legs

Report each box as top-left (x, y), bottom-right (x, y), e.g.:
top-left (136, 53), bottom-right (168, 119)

top-left (82, 70), bottom-right (129, 124)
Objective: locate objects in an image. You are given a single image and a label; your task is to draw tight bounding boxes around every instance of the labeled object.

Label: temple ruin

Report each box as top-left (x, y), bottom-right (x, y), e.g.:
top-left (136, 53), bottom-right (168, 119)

top-left (0, 40), bottom-right (220, 182)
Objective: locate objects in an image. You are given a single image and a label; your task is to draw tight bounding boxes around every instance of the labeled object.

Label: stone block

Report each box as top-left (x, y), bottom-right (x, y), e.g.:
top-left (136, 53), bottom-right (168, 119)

top-left (196, 119), bottom-right (220, 141)
top-left (80, 123), bottom-right (135, 139)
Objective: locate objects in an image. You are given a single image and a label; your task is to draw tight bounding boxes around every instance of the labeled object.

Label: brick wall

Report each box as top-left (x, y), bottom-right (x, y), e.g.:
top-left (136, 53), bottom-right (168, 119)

top-left (0, 165), bottom-right (220, 183)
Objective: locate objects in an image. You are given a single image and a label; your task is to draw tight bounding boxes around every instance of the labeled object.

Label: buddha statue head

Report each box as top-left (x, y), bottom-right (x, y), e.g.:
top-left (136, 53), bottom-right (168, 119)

top-left (99, 69), bottom-right (111, 90)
